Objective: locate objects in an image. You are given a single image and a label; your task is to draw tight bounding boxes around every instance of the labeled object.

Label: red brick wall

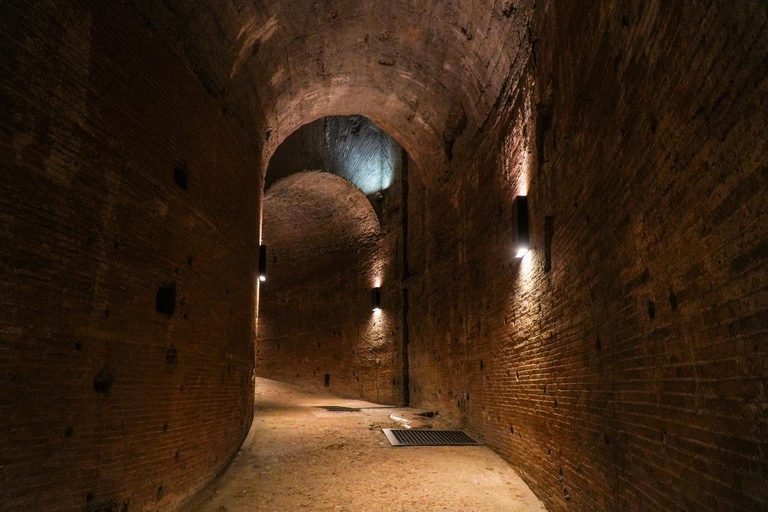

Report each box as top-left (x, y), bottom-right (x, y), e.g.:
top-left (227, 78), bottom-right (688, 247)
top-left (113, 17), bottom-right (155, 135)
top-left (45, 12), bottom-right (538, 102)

top-left (408, 1), bottom-right (768, 511)
top-left (0, 1), bottom-right (261, 510)
top-left (257, 171), bottom-right (405, 405)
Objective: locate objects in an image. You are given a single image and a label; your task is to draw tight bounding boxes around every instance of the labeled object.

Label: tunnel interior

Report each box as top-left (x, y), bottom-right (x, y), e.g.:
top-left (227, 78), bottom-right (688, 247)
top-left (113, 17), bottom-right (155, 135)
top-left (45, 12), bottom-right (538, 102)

top-left (1, 1), bottom-right (767, 511)
top-left (258, 115), bottom-right (408, 404)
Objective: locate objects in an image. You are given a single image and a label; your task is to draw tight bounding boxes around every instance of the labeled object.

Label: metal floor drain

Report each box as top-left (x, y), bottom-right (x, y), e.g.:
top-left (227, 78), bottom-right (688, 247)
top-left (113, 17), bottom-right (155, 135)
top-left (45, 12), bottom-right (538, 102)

top-left (316, 406), bottom-right (361, 412)
top-left (382, 429), bottom-right (481, 446)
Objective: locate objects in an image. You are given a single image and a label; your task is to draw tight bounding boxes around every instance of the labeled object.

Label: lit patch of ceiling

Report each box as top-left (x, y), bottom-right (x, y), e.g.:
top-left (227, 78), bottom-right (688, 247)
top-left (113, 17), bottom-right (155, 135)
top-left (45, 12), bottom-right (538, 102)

top-left (267, 116), bottom-right (399, 196)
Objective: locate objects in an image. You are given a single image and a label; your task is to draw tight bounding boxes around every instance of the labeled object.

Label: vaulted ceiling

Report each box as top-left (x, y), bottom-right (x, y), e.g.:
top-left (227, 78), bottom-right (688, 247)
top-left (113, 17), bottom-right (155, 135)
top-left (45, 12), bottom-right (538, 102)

top-left (129, 0), bottom-right (535, 174)
top-left (267, 115), bottom-right (399, 196)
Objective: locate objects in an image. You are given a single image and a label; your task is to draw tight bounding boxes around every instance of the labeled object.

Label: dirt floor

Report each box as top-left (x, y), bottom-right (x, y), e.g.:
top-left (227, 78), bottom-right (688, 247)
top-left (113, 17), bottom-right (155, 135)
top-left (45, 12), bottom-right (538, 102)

top-left (188, 378), bottom-right (547, 512)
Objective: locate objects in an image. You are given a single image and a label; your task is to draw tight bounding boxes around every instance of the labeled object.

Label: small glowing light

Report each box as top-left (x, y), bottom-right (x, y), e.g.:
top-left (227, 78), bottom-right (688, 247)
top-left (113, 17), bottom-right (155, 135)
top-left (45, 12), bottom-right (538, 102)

top-left (371, 287), bottom-right (382, 312)
top-left (259, 244), bottom-right (267, 281)
top-left (512, 196), bottom-right (530, 261)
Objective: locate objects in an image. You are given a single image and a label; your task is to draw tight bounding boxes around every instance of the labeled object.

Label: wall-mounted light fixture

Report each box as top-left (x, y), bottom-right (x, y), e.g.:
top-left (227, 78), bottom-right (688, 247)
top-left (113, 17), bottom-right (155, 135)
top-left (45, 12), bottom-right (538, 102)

top-left (371, 287), bottom-right (382, 312)
top-left (259, 244), bottom-right (267, 282)
top-left (512, 196), bottom-right (530, 258)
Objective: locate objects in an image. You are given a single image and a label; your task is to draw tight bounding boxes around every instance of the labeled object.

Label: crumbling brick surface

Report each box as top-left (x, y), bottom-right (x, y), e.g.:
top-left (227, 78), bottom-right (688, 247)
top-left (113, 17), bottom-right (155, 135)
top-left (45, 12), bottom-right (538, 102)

top-left (0, 1), bottom-right (261, 510)
top-left (2, 0), bottom-right (767, 510)
top-left (407, 2), bottom-right (768, 511)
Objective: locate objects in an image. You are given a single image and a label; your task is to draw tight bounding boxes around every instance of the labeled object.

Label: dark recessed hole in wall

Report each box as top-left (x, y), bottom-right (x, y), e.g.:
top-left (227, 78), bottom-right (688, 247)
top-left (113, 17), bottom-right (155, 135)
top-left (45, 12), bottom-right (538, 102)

top-left (175, 450), bottom-right (180, 461)
top-left (554, 399), bottom-right (558, 408)
top-left (64, 426), bottom-right (74, 437)
top-left (559, 467), bottom-right (563, 476)
top-left (156, 486), bottom-right (164, 501)
top-left (647, 300), bottom-right (656, 320)
top-left (75, 341), bottom-right (83, 351)
top-left (536, 87), bottom-right (555, 165)
top-left (166, 346), bottom-right (178, 366)
top-left (669, 291), bottom-right (677, 311)
top-left (650, 116), bottom-right (659, 134)
top-left (595, 336), bottom-right (602, 351)
top-left (544, 216), bottom-right (555, 273)
top-left (174, 161), bottom-right (189, 190)
top-left (162, 423), bottom-right (168, 432)
top-left (510, 426), bottom-right (514, 434)
top-left (480, 359), bottom-right (484, 371)
top-left (93, 365), bottom-right (115, 395)
top-left (156, 285), bottom-right (176, 316)
top-left (442, 100), bottom-right (467, 161)
top-left (324, 374), bottom-right (330, 387)
top-left (502, 0), bottom-right (515, 17)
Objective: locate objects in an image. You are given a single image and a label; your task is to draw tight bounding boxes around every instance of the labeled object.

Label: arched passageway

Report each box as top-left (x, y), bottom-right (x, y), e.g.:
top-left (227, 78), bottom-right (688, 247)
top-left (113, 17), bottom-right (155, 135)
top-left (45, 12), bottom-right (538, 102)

top-left (257, 115), bottom-right (408, 405)
top-left (1, 1), bottom-right (767, 511)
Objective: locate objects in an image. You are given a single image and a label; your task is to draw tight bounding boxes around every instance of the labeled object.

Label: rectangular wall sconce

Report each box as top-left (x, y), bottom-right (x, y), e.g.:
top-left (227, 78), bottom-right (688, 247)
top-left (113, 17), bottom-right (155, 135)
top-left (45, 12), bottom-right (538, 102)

top-left (259, 244), bottom-right (267, 281)
top-left (512, 196), bottom-right (530, 258)
top-left (371, 287), bottom-right (381, 312)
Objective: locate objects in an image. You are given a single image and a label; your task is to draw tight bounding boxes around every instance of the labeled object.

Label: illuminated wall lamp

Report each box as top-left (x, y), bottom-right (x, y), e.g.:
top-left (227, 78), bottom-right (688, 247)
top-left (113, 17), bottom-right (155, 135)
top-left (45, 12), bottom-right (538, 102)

top-left (371, 287), bottom-right (382, 312)
top-left (259, 244), bottom-right (267, 282)
top-left (512, 196), bottom-right (530, 258)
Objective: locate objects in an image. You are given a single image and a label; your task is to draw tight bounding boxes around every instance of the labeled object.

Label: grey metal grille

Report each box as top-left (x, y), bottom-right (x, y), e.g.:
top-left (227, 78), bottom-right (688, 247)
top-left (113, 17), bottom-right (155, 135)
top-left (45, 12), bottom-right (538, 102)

top-left (382, 429), bottom-right (481, 446)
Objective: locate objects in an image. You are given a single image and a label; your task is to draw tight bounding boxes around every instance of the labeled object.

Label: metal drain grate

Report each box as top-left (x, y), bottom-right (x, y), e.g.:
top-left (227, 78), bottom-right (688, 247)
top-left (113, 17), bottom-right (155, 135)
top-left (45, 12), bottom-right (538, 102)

top-left (315, 406), bottom-right (361, 412)
top-left (382, 429), bottom-right (481, 446)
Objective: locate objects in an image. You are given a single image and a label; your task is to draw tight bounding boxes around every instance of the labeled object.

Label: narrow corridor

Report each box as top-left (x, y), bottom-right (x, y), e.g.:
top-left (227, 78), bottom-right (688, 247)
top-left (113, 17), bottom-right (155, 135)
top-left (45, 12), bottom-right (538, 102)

top-left (189, 379), bottom-right (546, 512)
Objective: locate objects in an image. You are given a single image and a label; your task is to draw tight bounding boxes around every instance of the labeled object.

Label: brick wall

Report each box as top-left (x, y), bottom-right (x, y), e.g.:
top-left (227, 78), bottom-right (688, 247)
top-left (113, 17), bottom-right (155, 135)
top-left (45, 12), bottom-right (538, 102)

top-left (408, 1), bottom-right (768, 511)
top-left (0, 1), bottom-right (261, 510)
top-left (3, 0), bottom-right (767, 510)
top-left (258, 171), bottom-right (405, 405)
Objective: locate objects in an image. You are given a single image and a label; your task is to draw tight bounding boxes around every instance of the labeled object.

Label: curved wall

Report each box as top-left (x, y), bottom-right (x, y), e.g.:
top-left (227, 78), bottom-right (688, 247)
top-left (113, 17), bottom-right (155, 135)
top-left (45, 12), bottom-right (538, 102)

top-left (0, 1), bottom-right (261, 510)
top-left (3, 1), bottom-right (766, 511)
top-left (406, 2), bottom-right (768, 511)
top-left (258, 172), bottom-right (405, 405)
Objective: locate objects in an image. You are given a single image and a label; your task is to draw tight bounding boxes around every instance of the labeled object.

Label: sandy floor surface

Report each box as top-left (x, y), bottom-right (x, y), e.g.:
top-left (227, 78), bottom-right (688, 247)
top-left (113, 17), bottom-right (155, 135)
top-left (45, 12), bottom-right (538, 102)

top-left (189, 378), bottom-right (546, 512)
